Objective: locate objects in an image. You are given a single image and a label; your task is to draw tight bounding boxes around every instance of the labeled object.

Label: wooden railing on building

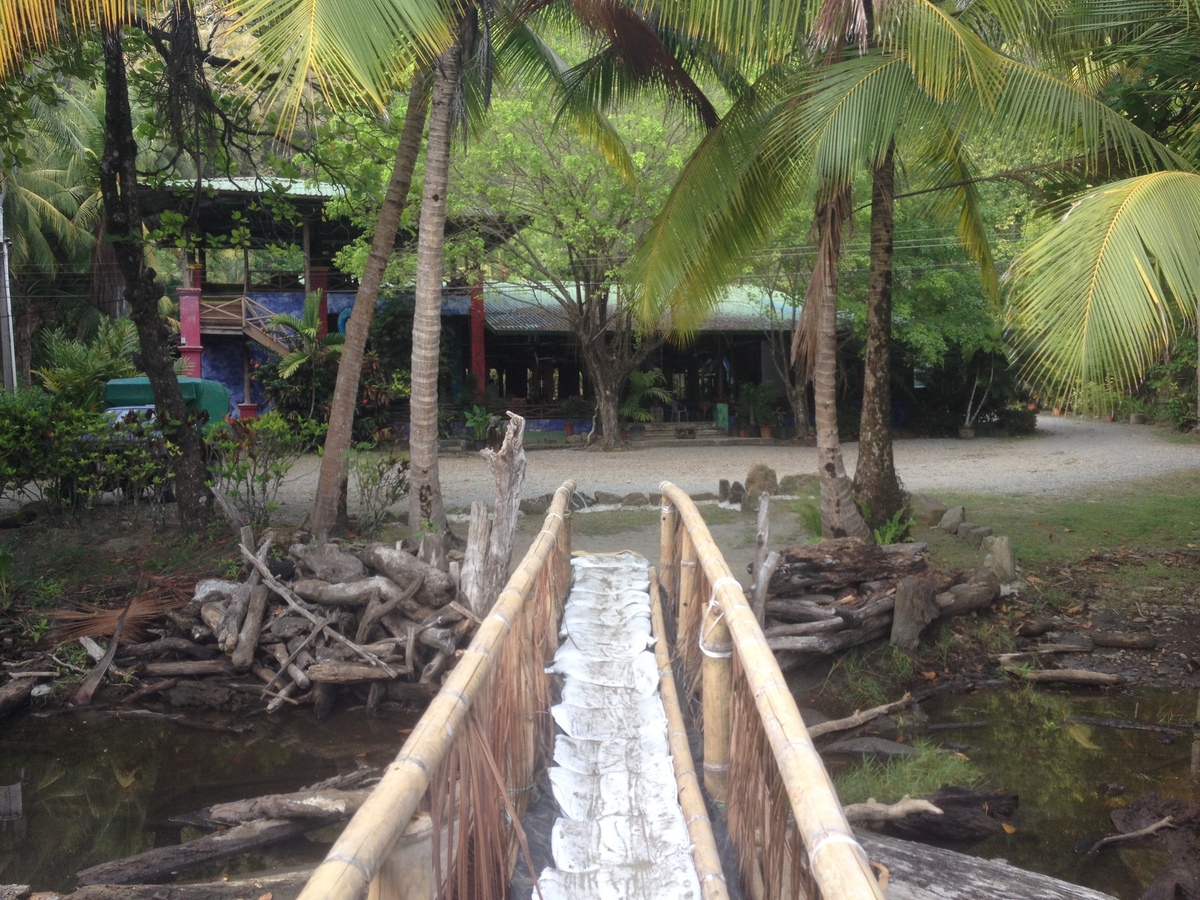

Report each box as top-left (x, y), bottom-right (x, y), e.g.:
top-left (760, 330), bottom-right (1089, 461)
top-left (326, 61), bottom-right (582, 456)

top-left (296, 482), bottom-right (574, 900)
top-left (199, 294), bottom-right (290, 356)
top-left (658, 481), bottom-right (885, 900)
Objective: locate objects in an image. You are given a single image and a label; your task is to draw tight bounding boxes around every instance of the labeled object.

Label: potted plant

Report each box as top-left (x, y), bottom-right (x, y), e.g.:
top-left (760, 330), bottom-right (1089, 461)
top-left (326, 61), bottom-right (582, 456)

top-left (620, 369), bottom-right (673, 438)
top-left (463, 404), bottom-right (493, 450)
top-left (736, 382), bottom-right (780, 437)
top-left (560, 395), bottom-right (591, 438)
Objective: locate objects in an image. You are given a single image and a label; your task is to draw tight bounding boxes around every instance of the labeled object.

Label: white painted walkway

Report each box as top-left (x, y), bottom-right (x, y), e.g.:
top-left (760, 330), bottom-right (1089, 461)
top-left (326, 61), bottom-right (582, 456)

top-left (536, 553), bottom-right (702, 900)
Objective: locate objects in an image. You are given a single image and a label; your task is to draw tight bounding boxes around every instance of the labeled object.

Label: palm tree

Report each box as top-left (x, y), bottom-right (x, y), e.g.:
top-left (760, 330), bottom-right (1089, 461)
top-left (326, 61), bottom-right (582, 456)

top-left (1005, 2), bottom-right (1200, 420)
top-left (633, 0), bottom-right (1174, 538)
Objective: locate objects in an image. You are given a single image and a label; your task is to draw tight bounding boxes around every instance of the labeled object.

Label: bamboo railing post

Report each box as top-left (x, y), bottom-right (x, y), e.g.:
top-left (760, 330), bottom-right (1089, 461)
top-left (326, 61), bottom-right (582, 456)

top-left (659, 490), bottom-right (678, 597)
top-left (658, 481), bottom-right (885, 900)
top-left (700, 597), bottom-right (733, 804)
top-left (297, 482), bottom-right (575, 900)
top-left (677, 531), bottom-right (699, 658)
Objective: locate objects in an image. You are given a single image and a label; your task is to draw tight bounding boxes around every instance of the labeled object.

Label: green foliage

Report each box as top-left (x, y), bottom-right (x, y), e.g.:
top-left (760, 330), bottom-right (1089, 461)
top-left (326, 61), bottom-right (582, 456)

top-left (734, 382), bottom-right (780, 427)
top-left (207, 413), bottom-right (326, 529)
top-left (463, 405), bottom-right (492, 440)
top-left (0, 539), bottom-right (14, 609)
top-left (34, 318), bottom-right (141, 411)
top-left (345, 443), bottom-right (410, 537)
top-left (256, 349), bottom-right (392, 442)
top-left (872, 507), bottom-right (914, 545)
top-left (791, 500), bottom-right (823, 542)
top-left (834, 739), bottom-right (981, 806)
top-left (619, 369), bottom-right (673, 423)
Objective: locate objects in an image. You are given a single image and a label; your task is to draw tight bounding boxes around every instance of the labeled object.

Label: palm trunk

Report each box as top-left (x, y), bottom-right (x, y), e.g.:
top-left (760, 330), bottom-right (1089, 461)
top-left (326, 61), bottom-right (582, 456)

top-left (307, 79), bottom-right (430, 538)
top-left (853, 143), bottom-right (906, 530)
top-left (809, 186), bottom-right (870, 540)
top-left (99, 24), bottom-right (208, 526)
top-left (408, 44), bottom-right (460, 536)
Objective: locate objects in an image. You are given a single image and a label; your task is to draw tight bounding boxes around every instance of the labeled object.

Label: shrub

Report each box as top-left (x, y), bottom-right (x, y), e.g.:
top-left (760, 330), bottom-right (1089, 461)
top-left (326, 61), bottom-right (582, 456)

top-left (346, 443), bottom-right (410, 537)
top-left (207, 413), bottom-right (326, 528)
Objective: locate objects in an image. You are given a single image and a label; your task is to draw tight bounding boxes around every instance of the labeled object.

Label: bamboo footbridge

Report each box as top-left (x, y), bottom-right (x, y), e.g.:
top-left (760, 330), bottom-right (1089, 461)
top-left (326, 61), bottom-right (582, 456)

top-left (296, 482), bottom-right (887, 900)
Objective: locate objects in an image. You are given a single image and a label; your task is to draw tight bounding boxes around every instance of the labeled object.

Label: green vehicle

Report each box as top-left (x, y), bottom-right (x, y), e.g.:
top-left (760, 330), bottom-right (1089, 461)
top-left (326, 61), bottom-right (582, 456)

top-left (103, 377), bottom-right (232, 433)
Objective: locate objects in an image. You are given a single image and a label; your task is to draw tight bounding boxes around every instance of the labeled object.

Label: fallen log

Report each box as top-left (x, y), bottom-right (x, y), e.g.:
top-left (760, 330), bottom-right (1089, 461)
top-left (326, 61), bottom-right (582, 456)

top-left (844, 796), bottom-right (942, 824)
top-left (138, 659), bottom-right (234, 678)
top-left (360, 544), bottom-right (455, 608)
top-left (216, 529), bottom-right (265, 652)
top-left (1084, 815), bottom-right (1174, 854)
top-left (765, 618), bottom-right (891, 655)
top-left (882, 786), bottom-right (1017, 843)
top-left (936, 573), bottom-right (1000, 617)
top-left (1091, 631), bottom-right (1157, 650)
top-left (231, 584), bottom-right (269, 671)
top-left (207, 788), bottom-right (371, 825)
top-left (355, 574), bottom-right (426, 644)
top-left (1064, 716), bottom-right (1192, 736)
top-left (1002, 664), bottom-right (1123, 686)
top-left (763, 618), bottom-right (845, 639)
top-left (266, 643), bottom-right (310, 690)
top-left (764, 597), bottom-right (839, 623)
top-left (306, 660), bottom-right (407, 684)
top-left (75, 818), bottom-right (309, 886)
top-left (855, 830), bottom-right (1119, 899)
top-left (769, 538), bottom-right (928, 595)
top-left (64, 868), bottom-right (314, 900)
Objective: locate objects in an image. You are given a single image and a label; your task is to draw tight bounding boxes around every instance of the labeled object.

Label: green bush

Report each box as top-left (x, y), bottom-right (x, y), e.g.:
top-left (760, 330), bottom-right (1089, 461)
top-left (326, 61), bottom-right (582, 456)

top-left (346, 443), bottom-right (410, 537)
top-left (207, 413), bottom-right (326, 528)
top-left (255, 350), bottom-right (393, 442)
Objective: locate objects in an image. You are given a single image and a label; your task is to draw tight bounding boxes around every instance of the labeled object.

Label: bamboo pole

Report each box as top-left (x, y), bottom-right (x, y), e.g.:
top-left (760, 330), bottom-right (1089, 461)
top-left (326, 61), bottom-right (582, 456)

top-left (297, 482), bottom-right (576, 900)
top-left (649, 569), bottom-right (730, 900)
top-left (659, 482), bottom-right (884, 900)
top-left (676, 529), bottom-right (699, 660)
top-left (700, 597), bottom-right (732, 803)
top-left (659, 497), bottom-right (679, 599)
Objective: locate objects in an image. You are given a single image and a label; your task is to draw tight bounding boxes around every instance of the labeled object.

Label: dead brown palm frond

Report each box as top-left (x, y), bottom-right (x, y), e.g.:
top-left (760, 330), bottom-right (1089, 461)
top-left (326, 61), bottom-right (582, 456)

top-left (47, 591), bottom-right (187, 645)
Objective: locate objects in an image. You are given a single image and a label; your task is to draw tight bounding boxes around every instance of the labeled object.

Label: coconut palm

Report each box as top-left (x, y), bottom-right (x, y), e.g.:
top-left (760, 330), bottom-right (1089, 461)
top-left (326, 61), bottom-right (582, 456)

top-left (1005, 2), bottom-right (1200, 420)
top-left (632, 0), bottom-right (1174, 537)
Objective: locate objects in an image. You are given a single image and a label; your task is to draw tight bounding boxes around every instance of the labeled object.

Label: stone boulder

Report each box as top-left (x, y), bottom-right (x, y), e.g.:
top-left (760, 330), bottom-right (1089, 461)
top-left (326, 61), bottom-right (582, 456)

top-left (984, 535), bottom-right (1017, 583)
top-left (728, 482), bottom-right (746, 506)
top-left (519, 493), bottom-right (554, 516)
top-left (621, 492), bottom-right (649, 507)
top-left (938, 506), bottom-right (966, 532)
top-left (744, 463), bottom-right (779, 498)
top-left (594, 490), bottom-right (624, 506)
top-left (908, 493), bottom-right (948, 526)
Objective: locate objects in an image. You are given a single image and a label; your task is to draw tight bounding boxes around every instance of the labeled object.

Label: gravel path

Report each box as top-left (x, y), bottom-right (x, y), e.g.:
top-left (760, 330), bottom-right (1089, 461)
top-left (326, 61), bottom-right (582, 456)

top-left (414, 416), bottom-right (1200, 510)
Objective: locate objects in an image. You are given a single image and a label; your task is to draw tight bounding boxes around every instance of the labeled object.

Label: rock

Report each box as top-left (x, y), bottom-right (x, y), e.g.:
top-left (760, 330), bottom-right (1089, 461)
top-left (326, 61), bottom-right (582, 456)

top-left (568, 492), bottom-right (595, 511)
top-left (938, 506), bottom-right (965, 532)
top-left (984, 535), bottom-right (1017, 583)
top-left (937, 572), bottom-right (1001, 616)
top-left (908, 493), bottom-right (948, 526)
top-left (799, 707), bottom-right (831, 729)
top-left (718, 479), bottom-right (731, 502)
top-left (594, 490), bottom-right (623, 506)
top-left (0, 886), bottom-right (31, 900)
top-left (691, 491), bottom-right (720, 502)
top-left (744, 463), bottom-right (779, 498)
top-left (822, 737), bottom-right (915, 759)
top-left (621, 492), bottom-right (649, 507)
top-left (99, 536), bottom-right (142, 556)
top-left (518, 493), bottom-right (553, 516)
top-left (957, 524), bottom-right (992, 547)
top-left (290, 542), bottom-right (367, 583)
top-left (728, 482), bottom-right (746, 505)
top-left (780, 473), bottom-right (819, 496)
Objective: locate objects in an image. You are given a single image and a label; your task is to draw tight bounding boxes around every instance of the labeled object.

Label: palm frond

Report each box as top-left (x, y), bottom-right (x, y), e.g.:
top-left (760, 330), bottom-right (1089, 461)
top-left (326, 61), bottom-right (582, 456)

top-left (1006, 171), bottom-right (1200, 396)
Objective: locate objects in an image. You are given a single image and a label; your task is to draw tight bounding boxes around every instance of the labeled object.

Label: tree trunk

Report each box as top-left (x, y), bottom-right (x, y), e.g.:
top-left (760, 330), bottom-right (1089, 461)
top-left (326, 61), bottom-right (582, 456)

top-left (408, 44), bottom-right (460, 535)
top-left (808, 187), bottom-right (871, 540)
top-left (307, 79), bottom-right (430, 539)
top-left (854, 144), bottom-right (906, 531)
top-left (99, 24), bottom-right (208, 526)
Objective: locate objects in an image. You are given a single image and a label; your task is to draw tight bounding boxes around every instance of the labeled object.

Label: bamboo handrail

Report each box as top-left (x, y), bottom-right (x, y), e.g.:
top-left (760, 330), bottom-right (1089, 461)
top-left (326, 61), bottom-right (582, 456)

top-left (659, 482), bottom-right (884, 900)
top-left (297, 481), bottom-right (575, 900)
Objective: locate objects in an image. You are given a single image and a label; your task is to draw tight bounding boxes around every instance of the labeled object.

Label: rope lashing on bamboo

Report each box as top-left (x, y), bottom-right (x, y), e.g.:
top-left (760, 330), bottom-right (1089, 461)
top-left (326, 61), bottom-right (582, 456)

top-left (538, 512), bottom-right (564, 540)
top-left (808, 830), bottom-right (870, 865)
top-left (699, 577), bottom-right (739, 658)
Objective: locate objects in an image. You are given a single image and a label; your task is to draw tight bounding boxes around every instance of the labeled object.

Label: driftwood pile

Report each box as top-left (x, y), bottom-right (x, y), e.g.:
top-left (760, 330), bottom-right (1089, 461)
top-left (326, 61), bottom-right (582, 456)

top-left (156, 526), bottom-right (480, 716)
top-left (748, 504), bottom-right (1002, 669)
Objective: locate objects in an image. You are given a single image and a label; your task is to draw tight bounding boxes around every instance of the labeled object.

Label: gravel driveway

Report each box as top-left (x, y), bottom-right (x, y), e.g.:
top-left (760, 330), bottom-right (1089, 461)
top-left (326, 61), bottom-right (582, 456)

top-left (427, 416), bottom-right (1200, 509)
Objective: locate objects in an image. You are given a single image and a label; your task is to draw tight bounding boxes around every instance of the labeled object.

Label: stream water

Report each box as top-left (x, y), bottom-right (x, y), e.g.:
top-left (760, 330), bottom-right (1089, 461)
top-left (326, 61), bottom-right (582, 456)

top-left (0, 686), bottom-right (1196, 896)
top-left (0, 705), bottom-right (418, 892)
top-left (917, 686), bottom-right (1200, 898)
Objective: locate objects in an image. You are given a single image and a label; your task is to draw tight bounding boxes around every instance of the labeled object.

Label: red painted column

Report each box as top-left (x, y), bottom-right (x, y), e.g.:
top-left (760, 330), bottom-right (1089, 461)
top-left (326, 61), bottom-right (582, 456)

top-left (470, 279), bottom-right (486, 396)
top-left (178, 263), bottom-right (203, 377)
top-left (310, 266), bottom-right (329, 338)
